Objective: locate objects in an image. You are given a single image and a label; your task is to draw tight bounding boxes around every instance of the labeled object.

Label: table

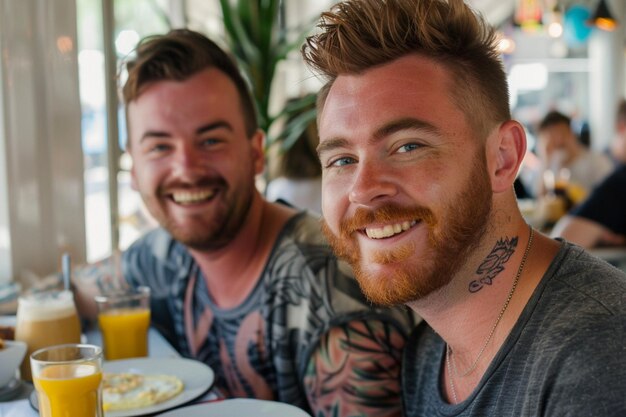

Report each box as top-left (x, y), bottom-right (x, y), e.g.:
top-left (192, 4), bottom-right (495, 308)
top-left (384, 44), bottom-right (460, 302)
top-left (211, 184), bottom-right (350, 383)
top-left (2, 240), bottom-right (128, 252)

top-left (0, 316), bottom-right (207, 417)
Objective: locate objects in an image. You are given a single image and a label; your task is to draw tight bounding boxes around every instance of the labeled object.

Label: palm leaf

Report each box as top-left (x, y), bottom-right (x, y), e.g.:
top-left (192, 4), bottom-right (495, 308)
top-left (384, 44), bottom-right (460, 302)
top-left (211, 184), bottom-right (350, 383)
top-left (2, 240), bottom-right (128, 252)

top-left (218, 0), bottom-right (315, 151)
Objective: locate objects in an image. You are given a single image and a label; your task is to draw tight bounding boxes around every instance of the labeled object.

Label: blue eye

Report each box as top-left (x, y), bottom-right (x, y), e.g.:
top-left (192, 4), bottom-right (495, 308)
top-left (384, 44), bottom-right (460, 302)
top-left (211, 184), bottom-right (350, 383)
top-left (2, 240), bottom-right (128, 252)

top-left (398, 143), bottom-right (420, 153)
top-left (149, 144), bottom-right (171, 153)
top-left (329, 156), bottom-right (356, 167)
top-left (201, 138), bottom-right (220, 146)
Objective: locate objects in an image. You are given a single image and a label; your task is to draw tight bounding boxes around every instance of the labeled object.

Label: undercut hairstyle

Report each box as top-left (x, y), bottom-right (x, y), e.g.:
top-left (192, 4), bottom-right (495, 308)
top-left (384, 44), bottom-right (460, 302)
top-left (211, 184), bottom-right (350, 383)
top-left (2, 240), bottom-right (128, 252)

top-left (538, 111), bottom-right (571, 131)
top-left (301, 0), bottom-right (510, 139)
top-left (122, 29), bottom-right (257, 140)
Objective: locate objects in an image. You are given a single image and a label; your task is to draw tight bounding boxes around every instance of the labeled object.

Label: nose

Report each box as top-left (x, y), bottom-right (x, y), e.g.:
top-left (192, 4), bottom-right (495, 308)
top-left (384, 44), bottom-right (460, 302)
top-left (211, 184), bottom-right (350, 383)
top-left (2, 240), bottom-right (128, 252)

top-left (348, 159), bottom-right (398, 205)
top-left (172, 141), bottom-right (206, 181)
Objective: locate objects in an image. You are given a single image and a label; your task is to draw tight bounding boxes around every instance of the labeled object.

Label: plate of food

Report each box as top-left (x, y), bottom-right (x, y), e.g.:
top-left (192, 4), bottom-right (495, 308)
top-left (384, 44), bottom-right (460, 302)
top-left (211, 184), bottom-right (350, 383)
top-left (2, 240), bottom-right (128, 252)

top-left (30, 357), bottom-right (214, 417)
top-left (158, 398), bottom-right (312, 417)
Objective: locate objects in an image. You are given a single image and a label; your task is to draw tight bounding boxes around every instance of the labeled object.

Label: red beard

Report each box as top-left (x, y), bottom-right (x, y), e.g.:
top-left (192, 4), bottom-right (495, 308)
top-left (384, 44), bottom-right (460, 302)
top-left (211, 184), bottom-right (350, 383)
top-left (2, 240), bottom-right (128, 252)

top-left (322, 155), bottom-right (492, 306)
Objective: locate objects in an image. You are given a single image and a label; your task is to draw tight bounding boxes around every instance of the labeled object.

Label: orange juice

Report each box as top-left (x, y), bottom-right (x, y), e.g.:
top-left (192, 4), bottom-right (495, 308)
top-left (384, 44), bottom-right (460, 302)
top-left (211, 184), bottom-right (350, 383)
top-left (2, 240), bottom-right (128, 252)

top-left (98, 308), bottom-right (150, 360)
top-left (33, 363), bottom-right (102, 417)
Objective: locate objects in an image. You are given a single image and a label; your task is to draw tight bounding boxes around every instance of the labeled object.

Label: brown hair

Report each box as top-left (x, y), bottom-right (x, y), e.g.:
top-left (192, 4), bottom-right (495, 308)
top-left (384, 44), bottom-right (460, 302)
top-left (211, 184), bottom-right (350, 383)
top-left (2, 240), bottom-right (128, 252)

top-left (538, 110), bottom-right (571, 131)
top-left (301, 0), bottom-right (510, 138)
top-left (122, 29), bottom-right (257, 138)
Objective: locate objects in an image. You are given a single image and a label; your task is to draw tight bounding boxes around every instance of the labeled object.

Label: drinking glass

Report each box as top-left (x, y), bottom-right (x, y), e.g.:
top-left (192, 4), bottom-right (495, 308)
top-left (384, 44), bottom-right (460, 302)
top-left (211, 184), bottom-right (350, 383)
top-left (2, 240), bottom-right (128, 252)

top-left (95, 286), bottom-right (151, 360)
top-left (31, 344), bottom-right (103, 417)
top-left (15, 290), bottom-right (81, 381)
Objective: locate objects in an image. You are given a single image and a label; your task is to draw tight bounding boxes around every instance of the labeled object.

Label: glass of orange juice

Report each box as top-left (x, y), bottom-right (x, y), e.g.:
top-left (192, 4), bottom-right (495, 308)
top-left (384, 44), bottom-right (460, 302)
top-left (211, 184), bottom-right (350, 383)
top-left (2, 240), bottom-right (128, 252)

top-left (95, 286), bottom-right (151, 360)
top-left (31, 343), bottom-right (103, 417)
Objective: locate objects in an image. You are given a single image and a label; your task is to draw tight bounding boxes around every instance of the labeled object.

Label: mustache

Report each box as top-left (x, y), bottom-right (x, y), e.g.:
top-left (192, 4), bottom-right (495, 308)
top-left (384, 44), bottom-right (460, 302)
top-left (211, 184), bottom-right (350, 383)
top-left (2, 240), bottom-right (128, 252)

top-left (338, 203), bottom-right (437, 236)
top-left (159, 176), bottom-right (227, 194)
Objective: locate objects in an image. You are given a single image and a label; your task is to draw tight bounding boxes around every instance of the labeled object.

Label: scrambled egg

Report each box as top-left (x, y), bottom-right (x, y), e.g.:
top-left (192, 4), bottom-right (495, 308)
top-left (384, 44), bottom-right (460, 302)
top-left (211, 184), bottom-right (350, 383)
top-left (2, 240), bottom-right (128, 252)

top-left (102, 372), bottom-right (184, 411)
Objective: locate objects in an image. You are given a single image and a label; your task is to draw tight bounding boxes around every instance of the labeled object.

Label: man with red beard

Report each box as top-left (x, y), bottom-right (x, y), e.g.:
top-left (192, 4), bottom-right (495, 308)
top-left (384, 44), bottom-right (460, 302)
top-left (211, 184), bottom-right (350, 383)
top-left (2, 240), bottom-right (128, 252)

top-left (302, 0), bottom-right (626, 416)
top-left (71, 29), bottom-right (414, 416)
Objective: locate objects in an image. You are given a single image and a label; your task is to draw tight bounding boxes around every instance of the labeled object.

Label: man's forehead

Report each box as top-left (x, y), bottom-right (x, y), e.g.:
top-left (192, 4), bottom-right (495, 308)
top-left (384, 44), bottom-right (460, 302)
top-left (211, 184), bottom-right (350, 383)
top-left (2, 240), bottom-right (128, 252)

top-left (319, 56), bottom-right (457, 139)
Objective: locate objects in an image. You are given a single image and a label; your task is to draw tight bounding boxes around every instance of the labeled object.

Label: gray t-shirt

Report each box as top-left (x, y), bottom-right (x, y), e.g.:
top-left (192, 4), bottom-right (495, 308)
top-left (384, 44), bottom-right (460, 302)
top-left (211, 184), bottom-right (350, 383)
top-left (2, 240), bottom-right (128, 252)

top-left (402, 241), bottom-right (626, 417)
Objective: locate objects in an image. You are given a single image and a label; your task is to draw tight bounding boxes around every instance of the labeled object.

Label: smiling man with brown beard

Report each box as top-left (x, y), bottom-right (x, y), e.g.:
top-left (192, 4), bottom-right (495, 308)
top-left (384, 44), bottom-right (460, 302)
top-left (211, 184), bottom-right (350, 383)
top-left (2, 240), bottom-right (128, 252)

top-left (70, 29), bottom-right (415, 417)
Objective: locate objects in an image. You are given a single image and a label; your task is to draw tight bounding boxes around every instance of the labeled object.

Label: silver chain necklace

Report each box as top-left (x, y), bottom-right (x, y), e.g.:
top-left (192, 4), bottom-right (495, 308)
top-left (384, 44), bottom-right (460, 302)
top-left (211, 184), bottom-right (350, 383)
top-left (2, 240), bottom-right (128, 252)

top-left (446, 225), bottom-right (534, 404)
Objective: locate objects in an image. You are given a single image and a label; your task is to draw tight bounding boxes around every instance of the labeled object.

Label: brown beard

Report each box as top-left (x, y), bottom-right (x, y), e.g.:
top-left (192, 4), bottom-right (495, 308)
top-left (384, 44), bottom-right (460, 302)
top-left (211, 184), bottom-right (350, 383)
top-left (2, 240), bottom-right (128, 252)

top-left (144, 167), bottom-right (257, 252)
top-left (322, 152), bottom-right (492, 306)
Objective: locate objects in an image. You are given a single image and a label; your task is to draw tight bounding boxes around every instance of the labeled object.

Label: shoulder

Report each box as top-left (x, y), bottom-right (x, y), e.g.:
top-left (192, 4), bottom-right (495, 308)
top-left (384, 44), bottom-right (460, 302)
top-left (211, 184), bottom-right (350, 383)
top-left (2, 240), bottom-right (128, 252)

top-left (122, 228), bottom-right (192, 283)
top-left (125, 228), bottom-right (179, 257)
top-left (584, 149), bottom-right (613, 168)
top-left (269, 212), bottom-right (353, 285)
top-left (571, 151), bottom-right (613, 183)
top-left (265, 212), bottom-right (416, 343)
top-left (601, 164), bottom-right (626, 187)
top-left (529, 282), bottom-right (626, 415)
top-left (524, 244), bottom-right (626, 367)
top-left (281, 211), bottom-right (328, 246)
top-left (273, 213), bottom-right (413, 320)
top-left (546, 243), bottom-right (626, 314)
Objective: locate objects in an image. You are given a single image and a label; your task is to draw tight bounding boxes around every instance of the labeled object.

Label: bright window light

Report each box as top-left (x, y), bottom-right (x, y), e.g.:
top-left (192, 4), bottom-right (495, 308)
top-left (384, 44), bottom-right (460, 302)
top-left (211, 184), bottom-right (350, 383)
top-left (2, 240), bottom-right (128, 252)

top-left (508, 63), bottom-right (548, 92)
top-left (115, 30), bottom-right (140, 57)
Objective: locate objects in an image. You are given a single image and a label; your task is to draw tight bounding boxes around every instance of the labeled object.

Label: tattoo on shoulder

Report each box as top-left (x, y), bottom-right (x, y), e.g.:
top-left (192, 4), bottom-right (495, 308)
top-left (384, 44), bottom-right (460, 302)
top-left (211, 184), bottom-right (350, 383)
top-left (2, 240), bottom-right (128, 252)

top-left (303, 320), bottom-right (405, 417)
top-left (468, 236), bottom-right (518, 293)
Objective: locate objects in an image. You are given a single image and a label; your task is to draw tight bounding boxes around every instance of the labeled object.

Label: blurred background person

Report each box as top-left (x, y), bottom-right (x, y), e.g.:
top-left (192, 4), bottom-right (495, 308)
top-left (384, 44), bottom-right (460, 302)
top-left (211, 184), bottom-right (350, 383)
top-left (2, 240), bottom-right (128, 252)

top-left (534, 110), bottom-right (613, 199)
top-left (552, 100), bottom-right (626, 248)
top-left (519, 110), bottom-right (614, 228)
top-left (266, 100), bottom-right (322, 215)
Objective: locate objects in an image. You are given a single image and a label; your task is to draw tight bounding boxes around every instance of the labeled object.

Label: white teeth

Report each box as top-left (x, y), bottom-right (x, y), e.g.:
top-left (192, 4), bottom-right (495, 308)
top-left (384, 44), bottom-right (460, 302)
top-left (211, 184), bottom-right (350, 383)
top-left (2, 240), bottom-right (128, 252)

top-left (171, 189), bottom-right (215, 204)
top-left (365, 220), bottom-right (416, 239)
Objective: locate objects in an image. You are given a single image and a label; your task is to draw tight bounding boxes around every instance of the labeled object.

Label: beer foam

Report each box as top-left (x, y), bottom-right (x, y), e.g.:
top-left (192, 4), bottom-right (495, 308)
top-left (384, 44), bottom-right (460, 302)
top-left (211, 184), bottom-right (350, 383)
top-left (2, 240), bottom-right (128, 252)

top-left (17, 290), bottom-right (78, 321)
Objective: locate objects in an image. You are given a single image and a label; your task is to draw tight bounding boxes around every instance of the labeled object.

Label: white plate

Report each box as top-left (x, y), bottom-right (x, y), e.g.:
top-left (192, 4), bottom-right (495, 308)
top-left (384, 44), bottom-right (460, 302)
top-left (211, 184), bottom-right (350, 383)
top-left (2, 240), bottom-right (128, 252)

top-left (157, 399), bottom-right (312, 417)
top-left (31, 357), bottom-right (214, 417)
top-left (103, 357), bottom-right (214, 417)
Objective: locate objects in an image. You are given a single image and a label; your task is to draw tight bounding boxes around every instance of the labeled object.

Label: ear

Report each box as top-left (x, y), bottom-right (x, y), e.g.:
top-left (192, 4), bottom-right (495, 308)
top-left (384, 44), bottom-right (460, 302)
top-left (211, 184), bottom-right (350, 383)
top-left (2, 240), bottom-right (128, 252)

top-left (487, 120), bottom-right (527, 193)
top-left (250, 129), bottom-right (266, 175)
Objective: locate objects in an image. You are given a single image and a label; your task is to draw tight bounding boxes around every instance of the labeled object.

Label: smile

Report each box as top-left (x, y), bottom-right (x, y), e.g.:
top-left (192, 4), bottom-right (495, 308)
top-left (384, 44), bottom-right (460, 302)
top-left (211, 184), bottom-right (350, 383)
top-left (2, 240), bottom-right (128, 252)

top-left (170, 189), bottom-right (216, 205)
top-left (365, 220), bottom-right (417, 239)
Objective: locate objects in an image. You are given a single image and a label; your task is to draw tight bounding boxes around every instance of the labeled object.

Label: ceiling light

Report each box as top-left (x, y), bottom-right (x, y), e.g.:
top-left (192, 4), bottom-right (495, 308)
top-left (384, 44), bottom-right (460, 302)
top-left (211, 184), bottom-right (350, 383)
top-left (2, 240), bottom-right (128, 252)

top-left (587, 0), bottom-right (618, 31)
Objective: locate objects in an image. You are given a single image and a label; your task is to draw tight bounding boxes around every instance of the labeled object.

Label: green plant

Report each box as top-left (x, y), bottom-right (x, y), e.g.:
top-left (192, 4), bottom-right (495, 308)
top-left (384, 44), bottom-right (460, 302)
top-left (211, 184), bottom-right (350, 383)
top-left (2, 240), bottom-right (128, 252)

top-left (218, 0), bottom-right (317, 150)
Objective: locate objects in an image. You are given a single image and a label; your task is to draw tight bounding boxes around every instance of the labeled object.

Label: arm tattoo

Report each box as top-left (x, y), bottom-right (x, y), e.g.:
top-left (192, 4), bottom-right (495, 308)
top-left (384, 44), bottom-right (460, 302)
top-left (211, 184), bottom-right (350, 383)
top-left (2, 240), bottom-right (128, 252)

top-left (468, 236), bottom-right (518, 293)
top-left (71, 252), bottom-right (128, 319)
top-left (303, 320), bottom-right (405, 417)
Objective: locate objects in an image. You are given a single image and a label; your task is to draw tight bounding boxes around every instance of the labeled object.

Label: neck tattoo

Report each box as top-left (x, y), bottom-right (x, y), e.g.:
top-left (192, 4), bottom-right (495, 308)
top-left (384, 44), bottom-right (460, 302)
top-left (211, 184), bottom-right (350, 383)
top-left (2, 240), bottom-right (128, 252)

top-left (446, 225), bottom-right (534, 404)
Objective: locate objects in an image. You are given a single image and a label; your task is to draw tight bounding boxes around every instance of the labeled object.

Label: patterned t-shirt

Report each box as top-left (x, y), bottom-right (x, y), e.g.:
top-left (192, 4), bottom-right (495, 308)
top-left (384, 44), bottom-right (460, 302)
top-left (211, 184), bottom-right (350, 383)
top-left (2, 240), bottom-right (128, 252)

top-left (122, 211), bottom-right (415, 411)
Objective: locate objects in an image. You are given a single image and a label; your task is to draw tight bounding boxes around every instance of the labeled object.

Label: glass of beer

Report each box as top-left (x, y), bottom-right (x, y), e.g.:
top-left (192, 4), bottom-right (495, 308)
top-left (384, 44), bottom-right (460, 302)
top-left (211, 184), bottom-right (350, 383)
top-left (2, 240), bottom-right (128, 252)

top-left (31, 344), bottom-right (103, 417)
top-left (95, 286), bottom-right (151, 360)
top-left (15, 290), bottom-right (81, 381)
